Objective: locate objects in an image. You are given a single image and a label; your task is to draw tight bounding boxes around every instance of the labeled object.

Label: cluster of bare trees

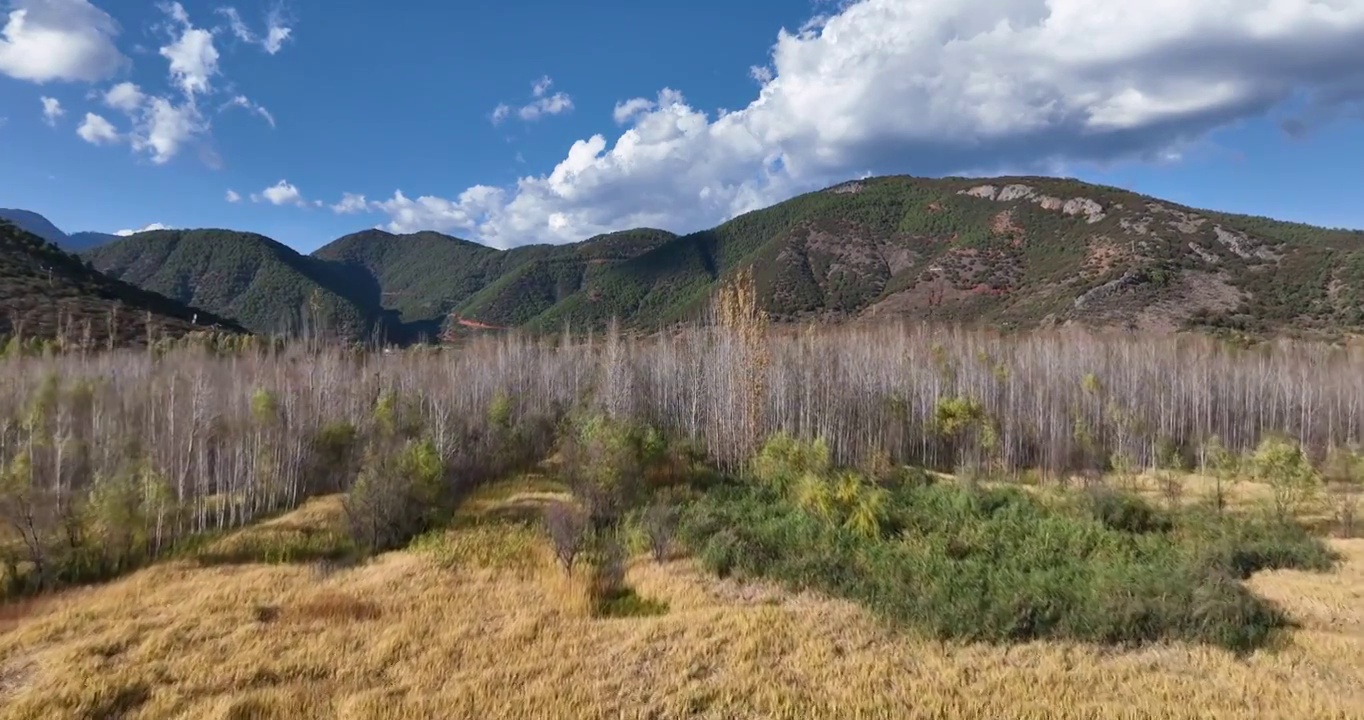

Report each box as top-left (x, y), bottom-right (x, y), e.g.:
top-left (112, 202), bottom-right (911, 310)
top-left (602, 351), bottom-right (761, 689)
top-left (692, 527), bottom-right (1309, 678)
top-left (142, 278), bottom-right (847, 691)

top-left (2, 312), bottom-right (1362, 593)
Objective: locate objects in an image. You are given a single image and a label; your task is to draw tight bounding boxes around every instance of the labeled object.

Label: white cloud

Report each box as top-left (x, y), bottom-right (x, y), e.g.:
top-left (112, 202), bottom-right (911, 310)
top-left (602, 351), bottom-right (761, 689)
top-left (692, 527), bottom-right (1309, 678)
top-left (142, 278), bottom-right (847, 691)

top-left (40, 96), bottom-right (63, 125)
top-left (612, 97), bottom-right (655, 124)
top-left (222, 94), bottom-right (275, 127)
top-left (360, 0), bottom-right (1364, 247)
top-left (518, 92), bottom-right (573, 121)
top-left (226, 189), bottom-right (241, 202)
top-left (103, 81), bottom-right (144, 112)
top-left (490, 75), bottom-right (574, 125)
top-left (749, 65), bottom-right (773, 84)
top-left (159, 3), bottom-right (219, 97)
top-left (76, 111), bottom-right (118, 144)
top-left (0, 0), bottom-right (128, 83)
top-left (217, 6), bottom-right (293, 55)
top-left (102, 3), bottom-right (282, 165)
top-left (114, 222), bottom-right (170, 236)
top-left (330, 192), bottom-right (369, 214)
top-left (256, 179), bottom-right (306, 207)
top-left (129, 97), bottom-right (202, 164)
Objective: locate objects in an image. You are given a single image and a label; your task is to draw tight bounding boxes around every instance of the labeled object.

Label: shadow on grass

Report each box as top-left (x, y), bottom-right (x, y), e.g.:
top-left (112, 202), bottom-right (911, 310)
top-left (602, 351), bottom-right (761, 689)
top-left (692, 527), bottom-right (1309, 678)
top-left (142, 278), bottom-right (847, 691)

top-left (86, 681), bottom-right (151, 720)
top-left (594, 586), bottom-right (670, 618)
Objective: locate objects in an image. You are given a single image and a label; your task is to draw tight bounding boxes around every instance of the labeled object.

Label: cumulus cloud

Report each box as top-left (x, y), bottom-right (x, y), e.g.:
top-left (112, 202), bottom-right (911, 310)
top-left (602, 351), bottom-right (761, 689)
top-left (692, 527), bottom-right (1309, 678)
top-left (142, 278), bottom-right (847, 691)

top-left (226, 189), bottom-right (241, 202)
top-left (355, 0), bottom-right (1364, 247)
top-left (330, 192), bottom-right (369, 214)
top-left (129, 97), bottom-right (203, 164)
top-left (253, 179), bottom-right (307, 207)
top-left (40, 95), bottom-right (63, 125)
top-left (217, 6), bottom-right (292, 55)
top-left (76, 111), bottom-right (118, 144)
top-left (159, 2), bottom-right (219, 97)
top-left (114, 222), bottom-right (169, 236)
top-left (87, 4), bottom-right (279, 164)
top-left (0, 0), bottom-right (128, 83)
top-left (490, 75), bottom-right (574, 125)
top-left (103, 81), bottom-right (144, 112)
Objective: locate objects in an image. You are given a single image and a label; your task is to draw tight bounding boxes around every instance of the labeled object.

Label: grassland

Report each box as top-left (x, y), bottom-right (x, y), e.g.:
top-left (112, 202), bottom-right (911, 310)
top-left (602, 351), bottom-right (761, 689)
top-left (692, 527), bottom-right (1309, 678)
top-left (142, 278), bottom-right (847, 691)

top-left (1, 472), bottom-right (1360, 720)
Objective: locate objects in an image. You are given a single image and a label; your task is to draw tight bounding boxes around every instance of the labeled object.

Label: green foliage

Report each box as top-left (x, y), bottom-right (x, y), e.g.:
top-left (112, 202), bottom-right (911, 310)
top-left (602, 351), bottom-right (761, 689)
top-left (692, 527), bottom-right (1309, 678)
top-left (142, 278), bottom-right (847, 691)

top-left (488, 390), bottom-right (513, 430)
top-left (932, 397), bottom-right (986, 438)
top-left (1201, 435), bottom-right (1242, 512)
top-left (83, 228), bottom-right (371, 339)
top-left (679, 479), bottom-right (1335, 653)
top-left (251, 388), bottom-right (281, 425)
top-left (752, 434), bottom-right (894, 539)
top-left (342, 391), bottom-right (450, 554)
top-left (344, 436), bottom-right (446, 554)
top-left (40, 172), bottom-right (1364, 340)
top-left (560, 414), bottom-right (673, 525)
top-left (1249, 436), bottom-right (1323, 521)
top-left (1084, 488), bottom-right (1172, 534)
top-left (751, 433), bottom-right (832, 492)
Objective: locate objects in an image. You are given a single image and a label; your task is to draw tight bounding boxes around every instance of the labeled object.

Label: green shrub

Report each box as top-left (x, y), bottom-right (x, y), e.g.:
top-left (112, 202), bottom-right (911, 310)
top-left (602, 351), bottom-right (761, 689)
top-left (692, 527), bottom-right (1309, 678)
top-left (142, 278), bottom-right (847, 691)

top-left (344, 436), bottom-right (447, 554)
top-left (678, 478), bottom-right (1336, 653)
top-left (751, 433), bottom-right (831, 492)
top-left (560, 414), bottom-right (668, 526)
top-left (1084, 488), bottom-right (1172, 534)
top-left (1249, 436), bottom-right (1322, 522)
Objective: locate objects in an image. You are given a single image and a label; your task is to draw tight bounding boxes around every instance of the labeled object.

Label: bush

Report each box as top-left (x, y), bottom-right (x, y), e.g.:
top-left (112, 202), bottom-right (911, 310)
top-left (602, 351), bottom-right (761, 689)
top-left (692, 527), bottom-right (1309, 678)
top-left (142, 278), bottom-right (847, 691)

top-left (1249, 436), bottom-right (1322, 522)
top-left (678, 477), bottom-right (1336, 653)
top-left (751, 433), bottom-right (831, 492)
top-left (1084, 488), bottom-right (1172, 534)
top-left (560, 414), bottom-right (666, 528)
top-left (343, 437), bottom-right (446, 554)
top-left (307, 421), bottom-right (359, 494)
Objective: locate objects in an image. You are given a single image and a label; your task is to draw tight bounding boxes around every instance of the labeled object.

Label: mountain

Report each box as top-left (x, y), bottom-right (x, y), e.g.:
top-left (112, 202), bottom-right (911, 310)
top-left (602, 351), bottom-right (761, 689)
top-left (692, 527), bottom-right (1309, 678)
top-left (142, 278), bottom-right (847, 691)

top-left (79, 176), bottom-right (1364, 341)
top-left (512, 175), bottom-right (1364, 337)
top-left (82, 229), bottom-right (383, 339)
top-left (0, 209), bottom-right (120, 253)
top-left (66, 231), bottom-right (122, 252)
top-left (6, 209), bottom-right (123, 253)
top-left (0, 208), bottom-right (68, 246)
top-left (0, 221), bottom-right (244, 345)
top-left (310, 227), bottom-right (677, 335)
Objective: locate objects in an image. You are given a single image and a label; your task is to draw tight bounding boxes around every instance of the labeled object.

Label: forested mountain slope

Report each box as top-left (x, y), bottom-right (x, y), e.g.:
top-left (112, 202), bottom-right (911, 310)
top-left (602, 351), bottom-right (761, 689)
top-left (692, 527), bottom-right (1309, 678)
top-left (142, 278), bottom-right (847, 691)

top-left (0, 221), bottom-right (243, 345)
top-left (78, 175), bottom-right (1364, 340)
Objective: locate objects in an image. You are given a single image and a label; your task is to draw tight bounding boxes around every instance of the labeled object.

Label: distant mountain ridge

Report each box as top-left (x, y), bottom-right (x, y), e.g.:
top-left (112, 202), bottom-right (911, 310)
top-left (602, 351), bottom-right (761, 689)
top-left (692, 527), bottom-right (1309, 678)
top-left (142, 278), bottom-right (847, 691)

top-left (24, 174), bottom-right (1364, 342)
top-left (0, 208), bottom-right (122, 252)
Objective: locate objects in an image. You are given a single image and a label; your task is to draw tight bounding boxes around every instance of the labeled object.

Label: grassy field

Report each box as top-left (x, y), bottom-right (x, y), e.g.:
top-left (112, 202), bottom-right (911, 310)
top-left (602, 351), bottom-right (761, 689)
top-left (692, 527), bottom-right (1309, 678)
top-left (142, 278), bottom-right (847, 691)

top-left (1, 475), bottom-right (1361, 720)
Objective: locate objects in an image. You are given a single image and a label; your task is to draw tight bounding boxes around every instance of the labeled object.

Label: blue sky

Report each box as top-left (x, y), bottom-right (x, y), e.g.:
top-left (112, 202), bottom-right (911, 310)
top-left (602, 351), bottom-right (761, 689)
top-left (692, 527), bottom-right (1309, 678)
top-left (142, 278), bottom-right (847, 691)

top-left (2, 0), bottom-right (1363, 253)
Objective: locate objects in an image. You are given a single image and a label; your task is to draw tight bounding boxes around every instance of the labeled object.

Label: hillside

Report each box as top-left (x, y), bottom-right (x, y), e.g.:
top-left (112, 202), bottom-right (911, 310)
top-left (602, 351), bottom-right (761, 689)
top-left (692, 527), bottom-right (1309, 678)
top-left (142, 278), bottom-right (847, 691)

top-left (0, 221), bottom-right (243, 344)
top-left (312, 227), bottom-right (677, 334)
top-left (511, 176), bottom-right (1364, 337)
top-left (83, 229), bottom-right (382, 339)
top-left (73, 175), bottom-right (1364, 340)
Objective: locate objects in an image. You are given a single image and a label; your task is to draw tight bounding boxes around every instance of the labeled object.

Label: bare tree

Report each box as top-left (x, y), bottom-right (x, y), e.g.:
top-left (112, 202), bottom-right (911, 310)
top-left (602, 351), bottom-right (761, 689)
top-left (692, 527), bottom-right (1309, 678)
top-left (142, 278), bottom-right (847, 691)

top-left (544, 500), bottom-right (588, 575)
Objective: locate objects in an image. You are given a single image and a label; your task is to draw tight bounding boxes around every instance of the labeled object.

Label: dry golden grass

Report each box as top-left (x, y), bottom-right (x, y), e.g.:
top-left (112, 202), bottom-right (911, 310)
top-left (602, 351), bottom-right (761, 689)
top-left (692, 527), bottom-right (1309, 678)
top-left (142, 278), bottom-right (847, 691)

top-left (2, 482), bottom-right (1362, 720)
